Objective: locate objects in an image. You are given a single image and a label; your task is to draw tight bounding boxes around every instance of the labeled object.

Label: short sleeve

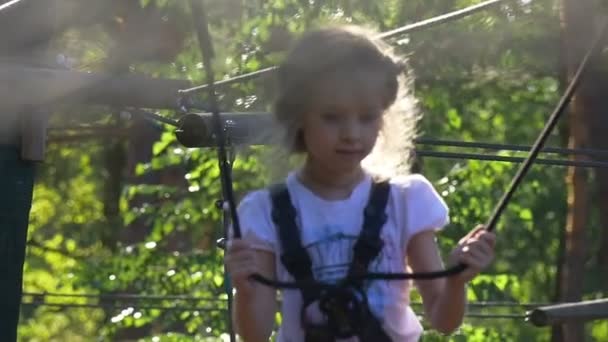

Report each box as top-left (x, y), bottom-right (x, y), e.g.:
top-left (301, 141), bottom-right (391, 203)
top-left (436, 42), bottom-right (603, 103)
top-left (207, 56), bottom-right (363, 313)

top-left (392, 174), bottom-right (450, 244)
top-left (230, 190), bottom-right (278, 253)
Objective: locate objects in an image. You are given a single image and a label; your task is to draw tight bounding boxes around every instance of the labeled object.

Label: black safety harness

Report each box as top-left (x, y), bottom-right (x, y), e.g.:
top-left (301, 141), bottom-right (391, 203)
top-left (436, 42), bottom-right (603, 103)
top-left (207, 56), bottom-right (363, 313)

top-left (269, 179), bottom-right (393, 342)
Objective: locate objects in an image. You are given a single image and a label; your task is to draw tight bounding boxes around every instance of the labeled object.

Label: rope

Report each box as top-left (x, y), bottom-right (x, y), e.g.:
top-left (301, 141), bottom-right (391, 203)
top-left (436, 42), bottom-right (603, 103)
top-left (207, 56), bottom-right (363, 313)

top-left (178, 0), bottom-right (509, 94)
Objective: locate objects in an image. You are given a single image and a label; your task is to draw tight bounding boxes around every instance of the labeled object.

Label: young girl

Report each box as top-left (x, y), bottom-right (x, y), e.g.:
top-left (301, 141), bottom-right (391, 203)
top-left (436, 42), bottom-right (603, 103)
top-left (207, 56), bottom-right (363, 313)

top-left (226, 25), bottom-right (496, 342)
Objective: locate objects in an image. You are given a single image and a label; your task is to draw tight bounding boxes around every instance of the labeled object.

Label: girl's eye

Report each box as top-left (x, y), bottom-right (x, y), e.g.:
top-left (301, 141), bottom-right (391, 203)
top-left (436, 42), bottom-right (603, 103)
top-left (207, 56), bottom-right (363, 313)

top-left (361, 112), bottom-right (380, 123)
top-left (321, 112), bottom-right (340, 122)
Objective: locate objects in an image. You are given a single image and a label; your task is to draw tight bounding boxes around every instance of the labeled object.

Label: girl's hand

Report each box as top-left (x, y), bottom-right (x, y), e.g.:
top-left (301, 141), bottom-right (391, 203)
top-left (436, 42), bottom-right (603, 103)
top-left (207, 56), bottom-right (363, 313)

top-left (448, 225), bottom-right (496, 284)
top-left (225, 239), bottom-right (260, 296)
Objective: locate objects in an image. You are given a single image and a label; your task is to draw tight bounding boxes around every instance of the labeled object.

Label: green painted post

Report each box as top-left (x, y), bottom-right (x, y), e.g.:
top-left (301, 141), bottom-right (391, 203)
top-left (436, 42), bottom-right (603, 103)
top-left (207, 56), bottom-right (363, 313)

top-left (0, 145), bottom-right (35, 341)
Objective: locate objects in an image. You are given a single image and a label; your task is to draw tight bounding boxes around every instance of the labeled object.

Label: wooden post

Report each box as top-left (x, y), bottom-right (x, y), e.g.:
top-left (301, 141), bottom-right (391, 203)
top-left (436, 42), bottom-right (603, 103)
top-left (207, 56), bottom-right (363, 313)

top-left (0, 145), bottom-right (36, 341)
top-left (585, 28), bottom-right (608, 291)
top-left (555, 0), bottom-right (599, 340)
top-left (0, 2), bottom-right (58, 334)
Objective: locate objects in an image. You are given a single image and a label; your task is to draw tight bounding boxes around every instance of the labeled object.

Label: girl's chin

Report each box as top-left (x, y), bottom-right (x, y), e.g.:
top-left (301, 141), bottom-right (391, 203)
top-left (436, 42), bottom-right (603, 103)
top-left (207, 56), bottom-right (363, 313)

top-left (334, 153), bottom-right (366, 164)
top-left (305, 155), bottom-right (365, 173)
top-left (330, 159), bottom-right (365, 173)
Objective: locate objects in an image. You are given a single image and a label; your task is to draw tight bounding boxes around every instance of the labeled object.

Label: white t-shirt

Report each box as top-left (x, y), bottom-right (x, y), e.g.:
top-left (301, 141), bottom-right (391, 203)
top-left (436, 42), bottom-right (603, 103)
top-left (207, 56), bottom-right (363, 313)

top-left (236, 172), bottom-right (449, 342)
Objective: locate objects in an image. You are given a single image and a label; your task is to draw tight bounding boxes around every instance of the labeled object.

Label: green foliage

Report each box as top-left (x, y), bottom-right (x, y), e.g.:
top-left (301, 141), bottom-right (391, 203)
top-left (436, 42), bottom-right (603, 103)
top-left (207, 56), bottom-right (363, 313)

top-left (18, 0), bottom-right (607, 341)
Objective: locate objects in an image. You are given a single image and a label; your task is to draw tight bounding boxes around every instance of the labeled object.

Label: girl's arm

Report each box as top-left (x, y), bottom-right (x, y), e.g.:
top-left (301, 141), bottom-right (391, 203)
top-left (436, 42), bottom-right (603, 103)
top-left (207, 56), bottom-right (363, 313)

top-left (407, 226), bottom-right (496, 334)
top-left (407, 230), bottom-right (466, 334)
top-left (230, 245), bottom-right (278, 341)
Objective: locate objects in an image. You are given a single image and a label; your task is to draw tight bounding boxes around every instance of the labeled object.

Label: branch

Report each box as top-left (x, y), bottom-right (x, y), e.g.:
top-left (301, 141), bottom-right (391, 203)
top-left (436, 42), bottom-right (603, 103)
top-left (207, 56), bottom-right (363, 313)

top-left (27, 239), bottom-right (89, 259)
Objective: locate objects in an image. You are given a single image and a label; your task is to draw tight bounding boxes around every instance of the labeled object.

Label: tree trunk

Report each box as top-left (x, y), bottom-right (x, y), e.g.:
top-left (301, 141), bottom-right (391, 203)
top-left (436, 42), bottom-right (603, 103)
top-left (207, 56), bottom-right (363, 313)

top-left (586, 38), bottom-right (608, 291)
top-left (100, 119), bottom-right (126, 251)
top-left (554, 0), bottom-right (600, 340)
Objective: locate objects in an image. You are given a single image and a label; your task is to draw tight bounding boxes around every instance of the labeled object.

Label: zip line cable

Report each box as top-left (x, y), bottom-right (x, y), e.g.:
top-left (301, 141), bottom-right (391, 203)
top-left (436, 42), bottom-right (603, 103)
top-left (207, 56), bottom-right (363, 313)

top-left (377, 0), bottom-right (505, 39)
top-left (178, 0), bottom-right (508, 94)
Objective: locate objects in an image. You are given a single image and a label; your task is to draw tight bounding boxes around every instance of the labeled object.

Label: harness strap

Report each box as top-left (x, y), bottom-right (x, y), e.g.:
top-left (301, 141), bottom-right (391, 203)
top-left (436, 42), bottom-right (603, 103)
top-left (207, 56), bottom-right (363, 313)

top-left (269, 183), bottom-right (317, 303)
top-left (347, 180), bottom-right (390, 287)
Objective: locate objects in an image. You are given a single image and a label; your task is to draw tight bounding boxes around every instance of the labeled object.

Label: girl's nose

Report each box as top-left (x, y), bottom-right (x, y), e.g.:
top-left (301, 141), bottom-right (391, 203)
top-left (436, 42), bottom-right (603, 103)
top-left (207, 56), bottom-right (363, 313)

top-left (340, 120), bottom-right (361, 142)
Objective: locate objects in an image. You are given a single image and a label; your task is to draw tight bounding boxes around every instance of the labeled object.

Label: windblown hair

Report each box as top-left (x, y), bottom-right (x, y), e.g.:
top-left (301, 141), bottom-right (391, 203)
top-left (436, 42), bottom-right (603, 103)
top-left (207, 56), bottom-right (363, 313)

top-left (270, 25), bottom-right (420, 178)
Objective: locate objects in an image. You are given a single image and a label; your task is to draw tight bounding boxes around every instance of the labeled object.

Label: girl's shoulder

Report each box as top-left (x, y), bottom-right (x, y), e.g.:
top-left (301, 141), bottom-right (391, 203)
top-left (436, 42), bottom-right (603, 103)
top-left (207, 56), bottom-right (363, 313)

top-left (237, 186), bottom-right (274, 215)
top-left (239, 187), bottom-right (271, 204)
top-left (239, 180), bottom-right (293, 206)
top-left (388, 173), bottom-right (439, 194)
top-left (237, 180), bottom-right (296, 215)
top-left (235, 187), bottom-right (278, 252)
top-left (387, 173), bottom-right (449, 218)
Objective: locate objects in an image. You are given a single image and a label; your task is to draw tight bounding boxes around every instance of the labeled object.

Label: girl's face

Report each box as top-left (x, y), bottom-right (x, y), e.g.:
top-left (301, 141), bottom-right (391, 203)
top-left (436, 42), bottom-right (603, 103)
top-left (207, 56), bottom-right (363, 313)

top-left (301, 70), bottom-right (386, 175)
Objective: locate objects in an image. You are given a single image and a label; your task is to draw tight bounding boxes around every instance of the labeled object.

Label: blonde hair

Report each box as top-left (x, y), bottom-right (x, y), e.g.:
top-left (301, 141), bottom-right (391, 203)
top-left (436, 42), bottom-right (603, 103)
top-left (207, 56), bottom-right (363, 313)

top-left (269, 25), bottom-right (420, 179)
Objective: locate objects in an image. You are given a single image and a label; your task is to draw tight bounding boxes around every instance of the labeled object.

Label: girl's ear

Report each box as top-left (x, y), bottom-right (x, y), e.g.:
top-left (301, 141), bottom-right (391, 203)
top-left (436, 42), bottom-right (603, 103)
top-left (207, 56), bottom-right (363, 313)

top-left (294, 128), bottom-right (306, 153)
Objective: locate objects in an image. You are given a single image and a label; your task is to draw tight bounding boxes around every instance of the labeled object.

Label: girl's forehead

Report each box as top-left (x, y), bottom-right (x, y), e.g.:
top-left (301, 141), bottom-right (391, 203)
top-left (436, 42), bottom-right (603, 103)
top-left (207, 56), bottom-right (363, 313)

top-left (311, 69), bottom-right (387, 111)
